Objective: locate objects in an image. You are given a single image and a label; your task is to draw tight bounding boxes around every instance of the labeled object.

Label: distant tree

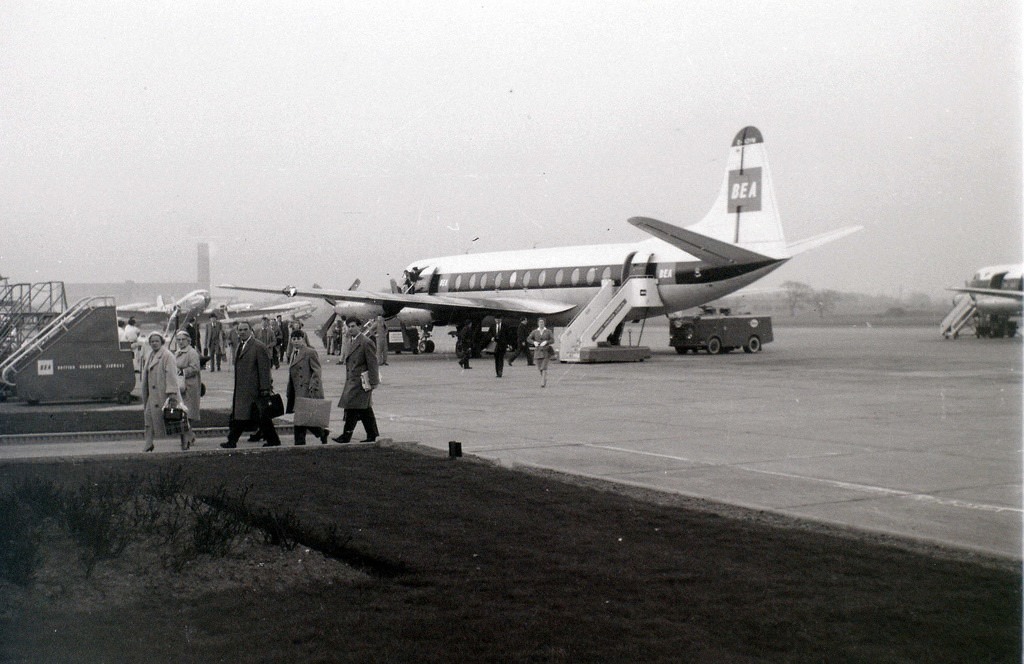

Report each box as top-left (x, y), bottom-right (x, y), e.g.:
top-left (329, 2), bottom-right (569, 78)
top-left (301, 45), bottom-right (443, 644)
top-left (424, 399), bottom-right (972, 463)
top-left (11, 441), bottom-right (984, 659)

top-left (781, 281), bottom-right (813, 316)
top-left (813, 289), bottom-right (841, 318)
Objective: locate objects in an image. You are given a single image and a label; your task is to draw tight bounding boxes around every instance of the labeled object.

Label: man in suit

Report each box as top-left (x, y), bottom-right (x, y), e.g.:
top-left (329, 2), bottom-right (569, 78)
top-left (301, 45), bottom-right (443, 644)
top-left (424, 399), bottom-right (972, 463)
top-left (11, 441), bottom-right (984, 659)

top-left (220, 320), bottom-right (281, 448)
top-left (286, 329), bottom-right (329, 445)
top-left (485, 316), bottom-right (515, 377)
top-left (204, 314), bottom-right (224, 372)
top-left (332, 318), bottom-right (381, 443)
top-left (507, 317), bottom-right (535, 366)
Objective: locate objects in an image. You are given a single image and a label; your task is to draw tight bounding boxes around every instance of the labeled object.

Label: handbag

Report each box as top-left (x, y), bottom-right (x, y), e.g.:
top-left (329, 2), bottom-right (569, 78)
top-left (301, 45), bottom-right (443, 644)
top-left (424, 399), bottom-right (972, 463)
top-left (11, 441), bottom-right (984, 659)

top-left (162, 397), bottom-right (189, 435)
top-left (293, 397), bottom-right (331, 428)
top-left (256, 392), bottom-right (285, 419)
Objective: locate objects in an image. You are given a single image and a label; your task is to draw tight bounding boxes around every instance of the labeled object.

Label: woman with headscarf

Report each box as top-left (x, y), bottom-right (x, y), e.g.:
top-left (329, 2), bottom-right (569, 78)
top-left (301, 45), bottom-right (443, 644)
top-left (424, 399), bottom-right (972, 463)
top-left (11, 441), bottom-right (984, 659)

top-left (141, 332), bottom-right (186, 452)
top-left (173, 330), bottom-right (201, 450)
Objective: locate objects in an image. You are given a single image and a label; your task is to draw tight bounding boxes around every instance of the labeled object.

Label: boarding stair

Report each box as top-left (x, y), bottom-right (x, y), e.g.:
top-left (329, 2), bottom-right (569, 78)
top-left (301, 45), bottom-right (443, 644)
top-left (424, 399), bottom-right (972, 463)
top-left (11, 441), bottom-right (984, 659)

top-left (558, 276), bottom-right (660, 363)
top-left (940, 296), bottom-right (976, 339)
top-left (0, 297), bottom-right (137, 406)
top-left (0, 280), bottom-right (67, 363)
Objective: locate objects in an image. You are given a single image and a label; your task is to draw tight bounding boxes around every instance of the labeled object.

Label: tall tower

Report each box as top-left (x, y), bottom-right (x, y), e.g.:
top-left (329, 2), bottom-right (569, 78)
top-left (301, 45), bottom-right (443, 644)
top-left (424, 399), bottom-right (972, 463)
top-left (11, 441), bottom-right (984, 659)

top-left (197, 242), bottom-right (211, 292)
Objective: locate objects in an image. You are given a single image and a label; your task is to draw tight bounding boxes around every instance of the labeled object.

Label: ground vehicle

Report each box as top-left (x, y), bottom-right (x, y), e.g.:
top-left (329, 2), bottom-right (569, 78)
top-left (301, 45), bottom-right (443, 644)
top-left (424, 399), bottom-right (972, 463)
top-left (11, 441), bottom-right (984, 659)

top-left (669, 308), bottom-right (772, 354)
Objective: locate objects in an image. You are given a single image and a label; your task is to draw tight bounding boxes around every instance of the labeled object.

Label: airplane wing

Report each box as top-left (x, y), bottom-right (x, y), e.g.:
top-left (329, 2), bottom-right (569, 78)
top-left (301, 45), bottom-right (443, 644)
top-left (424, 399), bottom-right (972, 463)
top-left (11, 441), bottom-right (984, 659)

top-left (948, 287), bottom-right (1024, 300)
top-left (628, 216), bottom-right (773, 265)
top-left (219, 283), bottom-right (575, 317)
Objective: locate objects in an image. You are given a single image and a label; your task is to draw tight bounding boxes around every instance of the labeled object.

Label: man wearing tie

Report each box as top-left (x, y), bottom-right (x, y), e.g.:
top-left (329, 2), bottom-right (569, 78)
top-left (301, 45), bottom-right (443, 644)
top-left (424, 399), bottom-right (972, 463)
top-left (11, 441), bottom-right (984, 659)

top-left (220, 320), bottom-right (281, 448)
top-left (487, 316), bottom-right (515, 378)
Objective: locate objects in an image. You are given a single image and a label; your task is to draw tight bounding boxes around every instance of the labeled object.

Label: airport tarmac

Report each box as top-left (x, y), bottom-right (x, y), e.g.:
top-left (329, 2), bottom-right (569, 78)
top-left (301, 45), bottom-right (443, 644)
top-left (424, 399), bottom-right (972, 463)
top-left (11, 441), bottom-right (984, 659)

top-left (1, 325), bottom-right (1020, 559)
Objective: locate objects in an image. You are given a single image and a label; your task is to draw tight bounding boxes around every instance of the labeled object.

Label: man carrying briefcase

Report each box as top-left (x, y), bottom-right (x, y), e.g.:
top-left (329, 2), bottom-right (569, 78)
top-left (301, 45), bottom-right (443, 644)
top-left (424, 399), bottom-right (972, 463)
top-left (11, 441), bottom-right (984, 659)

top-left (286, 329), bottom-right (330, 445)
top-left (220, 320), bottom-right (282, 448)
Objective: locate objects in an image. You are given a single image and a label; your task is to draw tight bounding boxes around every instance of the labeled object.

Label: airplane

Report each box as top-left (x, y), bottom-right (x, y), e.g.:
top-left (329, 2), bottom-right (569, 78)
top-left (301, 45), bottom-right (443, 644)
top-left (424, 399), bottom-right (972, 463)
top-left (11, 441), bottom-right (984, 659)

top-left (222, 126), bottom-right (862, 355)
top-left (117, 290), bottom-right (212, 328)
top-left (941, 263), bottom-right (1023, 338)
top-left (210, 298), bottom-right (320, 325)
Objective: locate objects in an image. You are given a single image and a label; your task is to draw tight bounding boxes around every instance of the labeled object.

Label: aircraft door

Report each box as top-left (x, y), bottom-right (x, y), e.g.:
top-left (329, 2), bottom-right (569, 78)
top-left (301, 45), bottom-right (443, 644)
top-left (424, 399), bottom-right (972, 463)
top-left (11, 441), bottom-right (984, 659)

top-left (629, 252), bottom-right (656, 278)
top-left (423, 267), bottom-right (441, 295)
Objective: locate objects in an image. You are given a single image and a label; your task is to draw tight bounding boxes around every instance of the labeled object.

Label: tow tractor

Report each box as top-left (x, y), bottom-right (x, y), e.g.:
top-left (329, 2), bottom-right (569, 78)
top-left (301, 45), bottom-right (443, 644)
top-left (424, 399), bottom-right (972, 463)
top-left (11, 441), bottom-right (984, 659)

top-left (668, 307), bottom-right (773, 355)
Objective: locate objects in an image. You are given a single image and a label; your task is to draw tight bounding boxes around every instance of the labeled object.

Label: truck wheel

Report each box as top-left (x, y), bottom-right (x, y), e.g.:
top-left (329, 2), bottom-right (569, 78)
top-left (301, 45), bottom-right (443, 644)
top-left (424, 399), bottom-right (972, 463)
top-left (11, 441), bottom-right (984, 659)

top-left (706, 337), bottom-right (722, 355)
top-left (743, 336), bottom-right (762, 353)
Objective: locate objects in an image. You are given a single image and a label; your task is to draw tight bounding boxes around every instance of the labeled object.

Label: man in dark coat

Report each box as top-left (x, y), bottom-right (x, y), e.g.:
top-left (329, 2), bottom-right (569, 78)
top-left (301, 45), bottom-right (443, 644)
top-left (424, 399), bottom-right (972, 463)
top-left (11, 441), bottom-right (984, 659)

top-left (332, 318), bottom-right (380, 443)
top-left (220, 320), bottom-right (281, 448)
top-left (457, 319), bottom-right (474, 369)
top-left (507, 317), bottom-right (535, 366)
top-left (484, 316), bottom-right (516, 377)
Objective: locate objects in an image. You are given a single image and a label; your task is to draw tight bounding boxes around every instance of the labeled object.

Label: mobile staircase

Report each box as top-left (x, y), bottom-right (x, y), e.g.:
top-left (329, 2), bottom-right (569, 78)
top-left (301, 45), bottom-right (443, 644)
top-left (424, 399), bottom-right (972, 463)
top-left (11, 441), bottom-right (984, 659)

top-left (940, 295), bottom-right (976, 339)
top-left (0, 296), bottom-right (134, 404)
top-left (0, 280), bottom-right (67, 363)
top-left (558, 276), bottom-right (659, 363)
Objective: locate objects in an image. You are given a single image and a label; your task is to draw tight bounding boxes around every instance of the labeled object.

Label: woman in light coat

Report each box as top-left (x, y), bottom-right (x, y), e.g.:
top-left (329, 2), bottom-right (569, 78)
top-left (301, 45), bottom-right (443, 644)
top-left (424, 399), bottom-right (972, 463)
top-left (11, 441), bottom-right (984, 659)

top-left (173, 330), bottom-right (201, 450)
top-left (141, 332), bottom-right (187, 452)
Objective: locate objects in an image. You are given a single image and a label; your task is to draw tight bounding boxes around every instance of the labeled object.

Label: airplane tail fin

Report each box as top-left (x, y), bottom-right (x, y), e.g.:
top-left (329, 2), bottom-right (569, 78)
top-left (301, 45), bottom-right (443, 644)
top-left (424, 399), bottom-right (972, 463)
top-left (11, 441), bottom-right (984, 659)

top-left (687, 126), bottom-right (789, 260)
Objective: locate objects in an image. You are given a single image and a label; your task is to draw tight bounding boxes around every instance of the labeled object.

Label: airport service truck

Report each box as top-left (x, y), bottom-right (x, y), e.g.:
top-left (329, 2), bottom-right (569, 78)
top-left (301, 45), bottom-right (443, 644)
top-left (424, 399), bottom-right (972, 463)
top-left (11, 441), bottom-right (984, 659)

top-left (668, 308), bottom-right (773, 355)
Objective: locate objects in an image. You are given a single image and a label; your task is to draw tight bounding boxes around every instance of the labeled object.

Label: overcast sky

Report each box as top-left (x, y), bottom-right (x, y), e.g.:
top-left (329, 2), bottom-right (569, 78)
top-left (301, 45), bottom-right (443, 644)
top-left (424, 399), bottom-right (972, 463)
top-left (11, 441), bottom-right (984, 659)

top-left (1, 1), bottom-right (1020, 299)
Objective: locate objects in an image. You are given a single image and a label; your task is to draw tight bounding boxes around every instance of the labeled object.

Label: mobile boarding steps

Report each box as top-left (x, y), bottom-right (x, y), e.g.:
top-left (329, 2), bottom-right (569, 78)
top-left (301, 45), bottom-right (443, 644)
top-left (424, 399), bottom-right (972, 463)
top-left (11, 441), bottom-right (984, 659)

top-left (0, 297), bottom-right (135, 404)
top-left (558, 277), bottom-right (658, 363)
top-left (940, 295), bottom-right (976, 339)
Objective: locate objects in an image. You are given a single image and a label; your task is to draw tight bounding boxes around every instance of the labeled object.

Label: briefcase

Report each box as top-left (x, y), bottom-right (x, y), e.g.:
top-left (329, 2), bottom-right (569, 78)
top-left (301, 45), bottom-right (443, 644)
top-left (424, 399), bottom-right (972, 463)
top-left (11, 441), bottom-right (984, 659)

top-left (293, 397), bottom-right (331, 428)
top-left (256, 393), bottom-right (285, 419)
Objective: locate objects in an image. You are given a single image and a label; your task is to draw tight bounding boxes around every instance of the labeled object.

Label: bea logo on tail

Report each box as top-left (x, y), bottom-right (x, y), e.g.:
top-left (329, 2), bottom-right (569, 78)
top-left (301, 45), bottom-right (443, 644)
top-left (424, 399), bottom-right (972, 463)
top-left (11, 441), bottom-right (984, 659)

top-left (728, 167), bottom-right (761, 212)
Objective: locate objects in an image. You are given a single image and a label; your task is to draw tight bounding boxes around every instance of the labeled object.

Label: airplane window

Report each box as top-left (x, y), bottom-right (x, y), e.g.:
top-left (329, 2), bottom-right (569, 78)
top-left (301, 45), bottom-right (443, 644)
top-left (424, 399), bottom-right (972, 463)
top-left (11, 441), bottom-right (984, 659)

top-left (469, 274), bottom-right (477, 290)
top-left (522, 271), bottom-right (531, 287)
top-left (537, 270), bottom-right (546, 287)
top-left (480, 273), bottom-right (489, 289)
top-left (555, 269), bottom-right (564, 286)
top-left (454, 275), bottom-right (463, 291)
top-left (586, 267), bottom-right (597, 284)
top-left (509, 272), bottom-right (517, 288)
top-left (601, 266), bottom-right (612, 281)
top-left (571, 268), bottom-right (580, 285)
top-left (495, 273), bottom-right (503, 289)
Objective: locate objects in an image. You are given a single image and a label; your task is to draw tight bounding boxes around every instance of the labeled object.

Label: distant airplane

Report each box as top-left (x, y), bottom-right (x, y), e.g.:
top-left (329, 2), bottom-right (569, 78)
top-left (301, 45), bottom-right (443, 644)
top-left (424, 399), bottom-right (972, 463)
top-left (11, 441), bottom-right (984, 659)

top-left (941, 263), bottom-right (1023, 338)
top-left (117, 289), bottom-right (211, 328)
top-left (223, 127), bottom-right (862, 355)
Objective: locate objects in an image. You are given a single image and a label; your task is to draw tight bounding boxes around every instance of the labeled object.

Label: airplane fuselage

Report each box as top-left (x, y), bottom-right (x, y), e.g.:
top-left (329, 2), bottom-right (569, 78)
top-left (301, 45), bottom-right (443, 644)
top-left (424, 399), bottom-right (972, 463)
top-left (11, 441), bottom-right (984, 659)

top-left (401, 238), bottom-right (786, 326)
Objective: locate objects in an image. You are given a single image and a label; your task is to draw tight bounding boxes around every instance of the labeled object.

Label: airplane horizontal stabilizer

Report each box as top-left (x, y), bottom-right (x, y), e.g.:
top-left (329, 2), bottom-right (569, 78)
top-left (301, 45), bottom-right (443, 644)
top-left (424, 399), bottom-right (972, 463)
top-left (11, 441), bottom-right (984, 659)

top-left (786, 225), bottom-right (863, 256)
top-left (219, 284), bottom-right (576, 317)
top-left (948, 287), bottom-right (1024, 300)
top-left (628, 217), bottom-right (772, 266)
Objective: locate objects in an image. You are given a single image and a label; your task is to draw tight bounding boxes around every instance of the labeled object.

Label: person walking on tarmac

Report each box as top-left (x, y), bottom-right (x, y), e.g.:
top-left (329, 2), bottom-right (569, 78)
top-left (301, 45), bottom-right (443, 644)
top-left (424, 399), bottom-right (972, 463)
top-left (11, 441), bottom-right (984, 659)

top-left (375, 315), bottom-right (389, 366)
top-left (332, 317), bottom-right (381, 443)
top-left (220, 320), bottom-right (281, 448)
top-left (172, 330), bottom-right (200, 450)
top-left (485, 316), bottom-right (515, 378)
top-left (507, 317), bottom-right (534, 366)
top-left (140, 332), bottom-right (189, 453)
top-left (204, 314), bottom-right (224, 372)
top-left (527, 318), bottom-right (555, 388)
top-left (457, 319), bottom-right (474, 369)
top-left (286, 330), bottom-right (330, 445)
